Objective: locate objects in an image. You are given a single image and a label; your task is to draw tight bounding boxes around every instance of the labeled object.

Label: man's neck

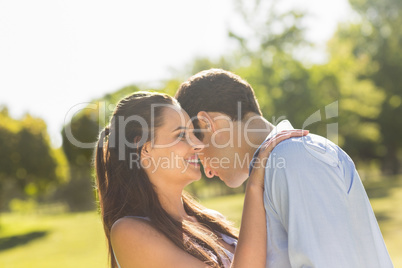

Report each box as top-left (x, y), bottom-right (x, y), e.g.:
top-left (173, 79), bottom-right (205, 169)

top-left (240, 113), bottom-right (274, 173)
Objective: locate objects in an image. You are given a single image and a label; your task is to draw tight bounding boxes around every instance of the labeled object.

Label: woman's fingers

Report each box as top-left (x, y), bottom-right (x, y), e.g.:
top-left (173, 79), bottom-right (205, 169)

top-left (258, 130), bottom-right (309, 159)
top-left (249, 129), bottom-right (309, 188)
top-left (263, 130), bottom-right (308, 151)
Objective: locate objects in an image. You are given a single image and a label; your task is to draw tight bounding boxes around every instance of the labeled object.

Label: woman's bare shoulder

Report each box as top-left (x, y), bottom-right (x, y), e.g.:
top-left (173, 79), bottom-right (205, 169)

top-left (110, 217), bottom-right (209, 268)
top-left (111, 216), bottom-right (157, 242)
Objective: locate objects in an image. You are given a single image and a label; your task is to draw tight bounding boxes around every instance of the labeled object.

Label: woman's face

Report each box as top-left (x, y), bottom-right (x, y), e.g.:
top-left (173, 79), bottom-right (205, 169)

top-left (143, 106), bottom-right (204, 187)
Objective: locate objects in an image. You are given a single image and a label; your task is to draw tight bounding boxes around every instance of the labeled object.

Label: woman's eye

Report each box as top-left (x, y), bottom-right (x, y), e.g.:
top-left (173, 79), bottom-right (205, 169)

top-left (178, 132), bottom-right (186, 139)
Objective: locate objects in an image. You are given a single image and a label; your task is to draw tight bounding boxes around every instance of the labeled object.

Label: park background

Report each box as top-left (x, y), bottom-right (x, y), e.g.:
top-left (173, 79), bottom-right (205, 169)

top-left (0, 0), bottom-right (401, 267)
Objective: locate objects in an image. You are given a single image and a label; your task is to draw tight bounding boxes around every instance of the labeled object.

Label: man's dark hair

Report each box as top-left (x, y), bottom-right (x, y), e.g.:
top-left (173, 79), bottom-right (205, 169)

top-left (175, 69), bottom-right (262, 138)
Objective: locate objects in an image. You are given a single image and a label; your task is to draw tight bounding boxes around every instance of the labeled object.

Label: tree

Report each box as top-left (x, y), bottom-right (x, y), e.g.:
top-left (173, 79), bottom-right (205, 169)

top-left (60, 85), bottom-right (140, 211)
top-left (0, 109), bottom-right (67, 210)
top-left (329, 0), bottom-right (402, 173)
top-left (227, 0), bottom-right (332, 134)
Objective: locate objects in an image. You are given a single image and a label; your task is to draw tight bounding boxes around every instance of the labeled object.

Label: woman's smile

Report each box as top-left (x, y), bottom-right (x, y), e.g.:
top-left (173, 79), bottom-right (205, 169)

top-left (185, 154), bottom-right (201, 168)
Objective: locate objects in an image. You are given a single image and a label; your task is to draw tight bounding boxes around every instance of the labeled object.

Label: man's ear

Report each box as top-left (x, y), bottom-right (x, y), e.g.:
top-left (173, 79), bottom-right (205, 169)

top-left (197, 111), bottom-right (215, 132)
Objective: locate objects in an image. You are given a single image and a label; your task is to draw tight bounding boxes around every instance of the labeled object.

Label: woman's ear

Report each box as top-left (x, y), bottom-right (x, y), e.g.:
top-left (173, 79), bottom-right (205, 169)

top-left (141, 141), bottom-right (152, 159)
top-left (197, 111), bottom-right (215, 132)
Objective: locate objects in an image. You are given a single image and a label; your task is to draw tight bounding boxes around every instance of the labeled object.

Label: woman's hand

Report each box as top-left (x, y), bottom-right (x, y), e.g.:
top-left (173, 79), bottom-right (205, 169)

top-left (249, 129), bottom-right (309, 189)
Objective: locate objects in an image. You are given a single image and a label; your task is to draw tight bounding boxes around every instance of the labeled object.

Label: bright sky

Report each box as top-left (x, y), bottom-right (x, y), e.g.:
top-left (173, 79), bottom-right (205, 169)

top-left (0, 0), bottom-right (353, 147)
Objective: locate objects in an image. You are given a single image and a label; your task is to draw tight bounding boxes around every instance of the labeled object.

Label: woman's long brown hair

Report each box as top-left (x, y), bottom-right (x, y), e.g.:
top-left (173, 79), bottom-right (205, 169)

top-left (94, 92), bottom-right (238, 267)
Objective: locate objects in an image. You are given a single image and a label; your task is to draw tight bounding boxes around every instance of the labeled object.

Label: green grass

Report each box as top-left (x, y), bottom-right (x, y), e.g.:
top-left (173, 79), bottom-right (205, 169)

top-left (0, 177), bottom-right (401, 268)
top-left (364, 176), bottom-right (402, 267)
top-left (0, 212), bottom-right (109, 268)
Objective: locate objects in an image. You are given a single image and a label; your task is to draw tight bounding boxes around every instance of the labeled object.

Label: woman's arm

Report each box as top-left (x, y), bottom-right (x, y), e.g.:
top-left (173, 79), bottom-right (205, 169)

top-left (111, 217), bottom-right (210, 268)
top-left (231, 130), bottom-right (308, 268)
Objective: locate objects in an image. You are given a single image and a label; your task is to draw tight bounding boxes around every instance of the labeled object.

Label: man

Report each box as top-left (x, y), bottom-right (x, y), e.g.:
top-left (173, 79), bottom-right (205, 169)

top-left (175, 69), bottom-right (393, 268)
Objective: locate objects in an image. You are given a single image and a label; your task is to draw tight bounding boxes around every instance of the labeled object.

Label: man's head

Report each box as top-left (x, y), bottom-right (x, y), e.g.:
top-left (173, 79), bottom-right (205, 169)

top-left (176, 69), bottom-right (270, 187)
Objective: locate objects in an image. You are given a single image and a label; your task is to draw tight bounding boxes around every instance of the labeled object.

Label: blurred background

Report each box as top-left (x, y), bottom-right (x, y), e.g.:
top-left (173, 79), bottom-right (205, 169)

top-left (0, 0), bottom-right (401, 267)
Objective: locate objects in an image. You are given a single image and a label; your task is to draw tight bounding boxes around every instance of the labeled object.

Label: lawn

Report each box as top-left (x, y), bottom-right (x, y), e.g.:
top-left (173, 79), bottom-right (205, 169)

top-left (364, 176), bottom-right (402, 266)
top-left (0, 176), bottom-right (401, 267)
top-left (0, 212), bottom-right (109, 268)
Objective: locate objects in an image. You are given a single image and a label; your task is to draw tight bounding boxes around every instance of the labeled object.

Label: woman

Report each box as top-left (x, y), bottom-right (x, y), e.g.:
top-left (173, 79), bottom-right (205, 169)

top-left (94, 91), bottom-right (306, 267)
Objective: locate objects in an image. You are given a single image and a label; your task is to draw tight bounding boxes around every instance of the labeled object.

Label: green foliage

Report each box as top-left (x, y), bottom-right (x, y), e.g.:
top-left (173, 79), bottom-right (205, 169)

top-left (321, 28), bottom-right (385, 160)
top-left (326, 0), bottom-right (402, 173)
top-left (188, 57), bottom-right (236, 77)
top-left (219, 0), bottom-right (402, 172)
top-left (62, 85), bottom-right (140, 169)
top-left (230, 0), bottom-right (309, 55)
top-left (59, 85), bottom-right (141, 211)
top-left (0, 111), bottom-right (67, 209)
top-left (236, 53), bottom-right (321, 126)
top-left (8, 198), bottom-right (38, 214)
top-left (226, 0), bottom-right (340, 145)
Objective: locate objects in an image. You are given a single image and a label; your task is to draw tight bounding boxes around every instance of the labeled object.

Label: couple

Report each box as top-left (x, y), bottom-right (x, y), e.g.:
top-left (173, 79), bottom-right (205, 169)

top-left (94, 69), bottom-right (393, 267)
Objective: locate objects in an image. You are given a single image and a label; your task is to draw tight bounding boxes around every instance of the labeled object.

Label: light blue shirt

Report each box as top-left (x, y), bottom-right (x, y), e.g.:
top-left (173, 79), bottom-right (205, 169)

top-left (250, 120), bottom-right (393, 268)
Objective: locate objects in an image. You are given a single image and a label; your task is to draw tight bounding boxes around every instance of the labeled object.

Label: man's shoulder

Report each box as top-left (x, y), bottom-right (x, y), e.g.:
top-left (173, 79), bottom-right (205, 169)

top-left (269, 134), bottom-right (349, 168)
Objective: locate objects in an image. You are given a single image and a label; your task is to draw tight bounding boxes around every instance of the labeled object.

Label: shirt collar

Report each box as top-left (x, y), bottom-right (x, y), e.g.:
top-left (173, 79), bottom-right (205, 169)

top-left (248, 120), bottom-right (294, 175)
